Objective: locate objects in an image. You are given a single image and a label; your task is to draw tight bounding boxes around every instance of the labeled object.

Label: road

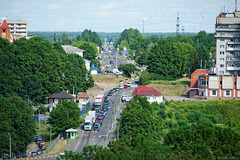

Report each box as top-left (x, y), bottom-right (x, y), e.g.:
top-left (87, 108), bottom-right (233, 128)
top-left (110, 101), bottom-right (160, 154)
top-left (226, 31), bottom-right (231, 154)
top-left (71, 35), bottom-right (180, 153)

top-left (102, 50), bottom-right (125, 72)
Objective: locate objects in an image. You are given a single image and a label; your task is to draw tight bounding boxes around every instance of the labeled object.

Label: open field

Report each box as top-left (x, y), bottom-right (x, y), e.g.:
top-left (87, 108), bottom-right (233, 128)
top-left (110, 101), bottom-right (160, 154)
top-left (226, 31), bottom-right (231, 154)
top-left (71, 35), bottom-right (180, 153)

top-left (148, 78), bottom-right (190, 96)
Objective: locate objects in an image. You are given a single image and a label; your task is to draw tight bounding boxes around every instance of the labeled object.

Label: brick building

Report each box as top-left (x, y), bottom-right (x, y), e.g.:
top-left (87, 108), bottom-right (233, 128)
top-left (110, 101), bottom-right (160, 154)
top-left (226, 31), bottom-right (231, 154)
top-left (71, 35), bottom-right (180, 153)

top-left (0, 19), bottom-right (13, 42)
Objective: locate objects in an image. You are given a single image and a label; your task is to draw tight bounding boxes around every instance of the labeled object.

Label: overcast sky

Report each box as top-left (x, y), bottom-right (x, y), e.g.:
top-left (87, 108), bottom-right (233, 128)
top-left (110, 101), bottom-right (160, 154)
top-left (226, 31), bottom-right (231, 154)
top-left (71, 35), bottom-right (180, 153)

top-left (0, 0), bottom-right (236, 33)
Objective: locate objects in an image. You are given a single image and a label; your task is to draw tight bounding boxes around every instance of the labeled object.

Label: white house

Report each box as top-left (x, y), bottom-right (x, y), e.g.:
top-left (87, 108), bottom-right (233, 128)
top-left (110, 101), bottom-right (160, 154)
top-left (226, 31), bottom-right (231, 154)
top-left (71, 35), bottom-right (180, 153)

top-left (61, 45), bottom-right (84, 57)
top-left (90, 64), bottom-right (98, 75)
top-left (132, 85), bottom-right (163, 103)
top-left (48, 91), bottom-right (75, 112)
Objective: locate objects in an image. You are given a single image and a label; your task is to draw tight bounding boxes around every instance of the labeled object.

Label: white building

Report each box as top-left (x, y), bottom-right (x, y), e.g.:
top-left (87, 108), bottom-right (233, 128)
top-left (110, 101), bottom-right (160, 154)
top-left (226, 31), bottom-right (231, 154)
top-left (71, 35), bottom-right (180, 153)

top-left (132, 85), bottom-right (163, 103)
top-left (215, 11), bottom-right (240, 75)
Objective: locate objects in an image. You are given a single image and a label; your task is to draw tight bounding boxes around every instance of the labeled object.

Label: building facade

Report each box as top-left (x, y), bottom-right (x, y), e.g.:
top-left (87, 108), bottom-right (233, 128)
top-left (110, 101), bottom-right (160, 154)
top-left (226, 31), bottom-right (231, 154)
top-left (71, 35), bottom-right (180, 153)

top-left (215, 11), bottom-right (240, 75)
top-left (0, 17), bottom-right (27, 39)
top-left (0, 19), bottom-right (13, 42)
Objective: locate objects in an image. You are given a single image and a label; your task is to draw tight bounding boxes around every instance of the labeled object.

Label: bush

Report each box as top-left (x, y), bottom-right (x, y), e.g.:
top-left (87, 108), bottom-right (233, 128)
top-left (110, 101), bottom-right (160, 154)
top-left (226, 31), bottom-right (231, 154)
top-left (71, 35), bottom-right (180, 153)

top-left (175, 111), bottom-right (183, 120)
top-left (158, 109), bottom-right (167, 120)
top-left (187, 112), bottom-right (196, 123)
top-left (177, 120), bottom-right (188, 127)
top-left (167, 110), bottom-right (173, 119)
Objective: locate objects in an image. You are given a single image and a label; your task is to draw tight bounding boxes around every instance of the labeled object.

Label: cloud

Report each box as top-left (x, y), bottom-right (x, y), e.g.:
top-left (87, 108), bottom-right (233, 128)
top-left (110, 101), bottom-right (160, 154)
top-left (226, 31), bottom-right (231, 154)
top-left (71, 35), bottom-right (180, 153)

top-left (99, 2), bottom-right (117, 10)
top-left (48, 4), bottom-right (61, 10)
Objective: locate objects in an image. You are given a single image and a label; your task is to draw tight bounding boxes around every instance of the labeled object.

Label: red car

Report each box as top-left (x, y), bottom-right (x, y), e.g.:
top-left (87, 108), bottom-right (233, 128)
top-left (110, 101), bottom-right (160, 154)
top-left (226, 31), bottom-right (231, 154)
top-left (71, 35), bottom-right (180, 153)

top-left (124, 85), bottom-right (128, 88)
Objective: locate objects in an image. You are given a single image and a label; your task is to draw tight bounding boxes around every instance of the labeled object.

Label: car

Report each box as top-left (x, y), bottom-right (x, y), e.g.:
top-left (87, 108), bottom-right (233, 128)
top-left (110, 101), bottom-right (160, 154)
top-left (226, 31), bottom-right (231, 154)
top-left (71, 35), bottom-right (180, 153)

top-left (40, 144), bottom-right (46, 150)
top-left (101, 109), bottom-right (107, 115)
top-left (31, 151), bottom-right (37, 157)
top-left (103, 105), bottom-right (110, 110)
top-left (37, 149), bottom-right (43, 155)
top-left (99, 111), bottom-right (106, 118)
top-left (94, 122), bottom-right (100, 131)
top-left (36, 138), bottom-right (43, 144)
top-left (124, 85), bottom-right (128, 88)
top-left (104, 96), bottom-right (109, 102)
top-left (97, 115), bottom-right (104, 124)
top-left (116, 87), bottom-right (120, 91)
top-left (108, 91), bottom-right (113, 96)
top-left (2, 154), bottom-right (10, 159)
top-left (127, 82), bottom-right (131, 87)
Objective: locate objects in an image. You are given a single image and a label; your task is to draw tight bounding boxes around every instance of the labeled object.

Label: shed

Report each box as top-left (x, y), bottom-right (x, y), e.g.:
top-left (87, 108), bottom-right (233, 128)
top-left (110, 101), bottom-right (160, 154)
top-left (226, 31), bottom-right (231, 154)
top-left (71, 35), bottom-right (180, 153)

top-left (65, 128), bottom-right (77, 140)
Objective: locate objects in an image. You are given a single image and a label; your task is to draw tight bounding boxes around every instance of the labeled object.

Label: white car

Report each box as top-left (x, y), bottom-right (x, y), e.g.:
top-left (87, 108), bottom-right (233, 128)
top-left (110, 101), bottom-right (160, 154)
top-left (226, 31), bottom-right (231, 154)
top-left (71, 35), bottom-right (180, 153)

top-left (115, 71), bottom-right (122, 75)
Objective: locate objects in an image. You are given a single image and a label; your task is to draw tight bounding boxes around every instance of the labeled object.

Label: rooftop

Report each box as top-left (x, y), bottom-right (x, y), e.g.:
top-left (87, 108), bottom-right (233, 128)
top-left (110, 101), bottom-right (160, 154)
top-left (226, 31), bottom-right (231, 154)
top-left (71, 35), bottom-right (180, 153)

top-left (49, 91), bottom-right (75, 99)
top-left (132, 85), bottom-right (163, 96)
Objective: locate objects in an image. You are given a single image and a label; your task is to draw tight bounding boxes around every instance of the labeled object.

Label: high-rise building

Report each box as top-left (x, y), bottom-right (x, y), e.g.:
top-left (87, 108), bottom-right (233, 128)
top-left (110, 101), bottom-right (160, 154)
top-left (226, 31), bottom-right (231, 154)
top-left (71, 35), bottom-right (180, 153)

top-left (215, 11), bottom-right (240, 75)
top-left (0, 17), bottom-right (28, 40)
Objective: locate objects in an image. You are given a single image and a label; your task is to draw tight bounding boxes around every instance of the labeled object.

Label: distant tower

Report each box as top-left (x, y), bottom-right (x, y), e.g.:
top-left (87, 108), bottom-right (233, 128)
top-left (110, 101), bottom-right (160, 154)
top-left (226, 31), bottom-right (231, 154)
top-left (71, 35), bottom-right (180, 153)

top-left (143, 19), bottom-right (144, 34)
top-left (236, 0), bottom-right (238, 11)
top-left (181, 25), bottom-right (185, 34)
top-left (176, 11), bottom-right (180, 36)
top-left (0, 19), bottom-right (11, 42)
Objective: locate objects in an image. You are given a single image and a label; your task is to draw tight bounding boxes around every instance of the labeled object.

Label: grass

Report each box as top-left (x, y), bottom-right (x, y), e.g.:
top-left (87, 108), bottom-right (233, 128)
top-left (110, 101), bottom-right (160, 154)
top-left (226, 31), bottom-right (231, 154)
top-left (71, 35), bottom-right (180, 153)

top-left (148, 78), bottom-right (190, 96)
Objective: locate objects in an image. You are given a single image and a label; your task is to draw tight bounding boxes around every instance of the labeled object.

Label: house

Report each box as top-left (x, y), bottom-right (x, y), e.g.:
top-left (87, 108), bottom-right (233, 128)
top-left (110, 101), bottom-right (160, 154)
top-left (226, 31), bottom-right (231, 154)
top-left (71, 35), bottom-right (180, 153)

top-left (76, 92), bottom-right (89, 105)
top-left (132, 85), bottom-right (163, 103)
top-left (90, 64), bottom-right (98, 75)
top-left (48, 91), bottom-right (75, 112)
top-left (84, 59), bottom-right (91, 71)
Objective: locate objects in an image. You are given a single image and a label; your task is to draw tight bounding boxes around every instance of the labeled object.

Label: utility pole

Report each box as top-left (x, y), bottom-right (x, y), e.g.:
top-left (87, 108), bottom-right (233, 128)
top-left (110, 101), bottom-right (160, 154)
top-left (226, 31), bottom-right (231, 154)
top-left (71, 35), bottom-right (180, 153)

top-left (39, 109), bottom-right (40, 131)
top-left (200, 59), bottom-right (202, 69)
top-left (116, 51), bottom-right (117, 69)
top-left (176, 11), bottom-right (180, 36)
top-left (8, 133), bottom-right (11, 159)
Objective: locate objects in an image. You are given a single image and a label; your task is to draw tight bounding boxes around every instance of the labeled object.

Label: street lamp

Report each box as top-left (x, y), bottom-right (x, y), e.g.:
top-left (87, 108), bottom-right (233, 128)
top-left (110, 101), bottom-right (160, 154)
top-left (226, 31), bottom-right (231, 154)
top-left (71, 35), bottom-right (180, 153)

top-left (8, 133), bottom-right (11, 159)
top-left (47, 124), bottom-right (52, 146)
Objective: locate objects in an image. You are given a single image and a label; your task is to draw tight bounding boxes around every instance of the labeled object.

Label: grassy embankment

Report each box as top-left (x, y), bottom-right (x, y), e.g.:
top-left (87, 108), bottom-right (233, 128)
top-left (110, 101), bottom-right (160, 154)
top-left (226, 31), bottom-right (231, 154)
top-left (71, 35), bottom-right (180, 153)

top-left (148, 78), bottom-right (190, 96)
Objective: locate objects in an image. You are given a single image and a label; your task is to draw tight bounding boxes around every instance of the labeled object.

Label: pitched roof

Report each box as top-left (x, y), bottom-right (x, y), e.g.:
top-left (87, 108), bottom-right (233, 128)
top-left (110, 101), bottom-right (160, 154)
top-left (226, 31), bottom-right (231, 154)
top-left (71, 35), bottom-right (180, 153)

top-left (77, 92), bottom-right (88, 98)
top-left (0, 20), bottom-right (9, 29)
top-left (132, 85), bottom-right (163, 96)
top-left (61, 45), bottom-right (84, 53)
top-left (49, 91), bottom-right (75, 99)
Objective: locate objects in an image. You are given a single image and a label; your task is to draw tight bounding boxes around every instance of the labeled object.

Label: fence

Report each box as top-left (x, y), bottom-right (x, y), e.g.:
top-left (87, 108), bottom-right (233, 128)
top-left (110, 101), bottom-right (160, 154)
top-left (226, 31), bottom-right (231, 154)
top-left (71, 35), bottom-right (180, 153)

top-left (80, 101), bottom-right (90, 114)
top-left (47, 134), bottom-right (60, 153)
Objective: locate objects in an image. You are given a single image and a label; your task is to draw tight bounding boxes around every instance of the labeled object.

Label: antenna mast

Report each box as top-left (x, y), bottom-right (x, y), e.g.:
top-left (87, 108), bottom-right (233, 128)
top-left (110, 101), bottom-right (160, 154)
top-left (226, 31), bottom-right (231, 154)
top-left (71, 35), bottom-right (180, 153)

top-left (176, 11), bottom-right (180, 36)
top-left (143, 19), bottom-right (144, 34)
top-left (236, 0), bottom-right (238, 11)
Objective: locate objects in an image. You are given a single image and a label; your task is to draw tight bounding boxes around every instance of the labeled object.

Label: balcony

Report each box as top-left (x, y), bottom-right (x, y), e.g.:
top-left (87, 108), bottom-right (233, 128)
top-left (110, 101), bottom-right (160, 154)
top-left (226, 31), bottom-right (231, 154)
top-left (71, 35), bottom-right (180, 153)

top-left (215, 28), bottom-right (240, 32)
top-left (226, 57), bottom-right (240, 61)
top-left (227, 47), bottom-right (240, 51)
top-left (226, 66), bottom-right (240, 70)
top-left (227, 41), bottom-right (240, 45)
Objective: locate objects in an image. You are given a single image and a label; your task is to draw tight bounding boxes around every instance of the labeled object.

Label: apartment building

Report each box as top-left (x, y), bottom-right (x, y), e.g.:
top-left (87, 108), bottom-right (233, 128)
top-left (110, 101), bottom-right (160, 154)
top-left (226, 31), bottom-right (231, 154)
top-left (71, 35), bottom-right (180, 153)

top-left (0, 17), bottom-right (27, 39)
top-left (215, 11), bottom-right (240, 75)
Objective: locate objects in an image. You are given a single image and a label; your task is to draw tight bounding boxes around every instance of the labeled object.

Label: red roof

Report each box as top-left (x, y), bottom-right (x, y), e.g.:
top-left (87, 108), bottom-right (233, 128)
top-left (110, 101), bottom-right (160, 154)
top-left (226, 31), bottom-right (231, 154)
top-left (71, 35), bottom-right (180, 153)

top-left (77, 92), bottom-right (88, 98)
top-left (132, 85), bottom-right (163, 96)
top-left (1, 20), bottom-right (9, 29)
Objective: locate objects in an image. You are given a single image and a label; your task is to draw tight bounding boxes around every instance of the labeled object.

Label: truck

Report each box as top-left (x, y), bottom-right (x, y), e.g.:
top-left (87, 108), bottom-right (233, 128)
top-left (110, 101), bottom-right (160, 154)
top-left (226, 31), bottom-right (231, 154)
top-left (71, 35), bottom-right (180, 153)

top-left (84, 115), bottom-right (93, 131)
top-left (88, 110), bottom-right (96, 124)
top-left (121, 95), bottom-right (133, 103)
top-left (93, 99), bottom-right (103, 112)
top-left (96, 94), bottom-right (104, 103)
top-left (113, 69), bottom-right (123, 75)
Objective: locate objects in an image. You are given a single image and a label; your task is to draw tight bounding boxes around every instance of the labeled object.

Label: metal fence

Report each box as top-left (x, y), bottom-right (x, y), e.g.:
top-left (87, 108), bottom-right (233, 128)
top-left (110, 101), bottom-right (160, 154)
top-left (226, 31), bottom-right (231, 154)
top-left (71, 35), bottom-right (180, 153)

top-left (47, 134), bottom-right (60, 153)
top-left (80, 101), bottom-right (90, 114)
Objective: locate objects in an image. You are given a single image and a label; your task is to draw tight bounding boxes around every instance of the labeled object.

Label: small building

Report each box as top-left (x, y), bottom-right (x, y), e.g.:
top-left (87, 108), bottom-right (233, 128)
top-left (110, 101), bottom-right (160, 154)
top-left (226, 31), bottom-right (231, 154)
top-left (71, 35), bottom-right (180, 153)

top-left (76, 92), bottom-right (89, 105)
top-left (132, 85), bottom-right (163, 103)
top-left (65, 128), bottom-right (77, 140)
top-left (48, 91), bottom-right (75, 112)
top-left (85, 59), bottom-right (91, 71)
top-left (90, 64), bottom-right (98, 75)
top-left (0, 19), bottom-right (13, 42)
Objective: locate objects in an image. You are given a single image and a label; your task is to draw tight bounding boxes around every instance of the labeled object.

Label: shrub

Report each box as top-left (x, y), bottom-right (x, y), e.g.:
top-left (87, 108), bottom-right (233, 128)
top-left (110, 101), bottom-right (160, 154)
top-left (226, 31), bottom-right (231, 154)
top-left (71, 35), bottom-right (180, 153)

top-left (177, 120), bottom-right (188, 127)
top-left (175, 111), bottom-right (183, 120)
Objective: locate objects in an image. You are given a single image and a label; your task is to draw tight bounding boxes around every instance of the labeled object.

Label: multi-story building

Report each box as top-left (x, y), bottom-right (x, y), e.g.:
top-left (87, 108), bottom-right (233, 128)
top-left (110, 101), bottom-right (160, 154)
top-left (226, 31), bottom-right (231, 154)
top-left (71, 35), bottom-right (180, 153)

top-left (0, 17), bottom-right (28, 39)
top-left (215, 11), bottom-right (240, 75)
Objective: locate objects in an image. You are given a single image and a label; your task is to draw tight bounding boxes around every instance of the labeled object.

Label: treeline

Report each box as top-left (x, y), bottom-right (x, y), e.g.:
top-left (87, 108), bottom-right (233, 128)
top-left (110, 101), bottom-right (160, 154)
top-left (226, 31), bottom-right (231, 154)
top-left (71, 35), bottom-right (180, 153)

top-left (0, 37), bottom-right (94, 104)
top-left (60, 96), bottom-right (240, 159)
top-left (114, 28), bottom-right (215, 81)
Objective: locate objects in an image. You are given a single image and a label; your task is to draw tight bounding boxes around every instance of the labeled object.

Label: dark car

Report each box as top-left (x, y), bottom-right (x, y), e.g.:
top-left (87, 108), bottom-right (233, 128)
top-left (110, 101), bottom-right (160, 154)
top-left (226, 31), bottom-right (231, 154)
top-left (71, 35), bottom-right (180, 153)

top-left (36, 138), bottom-right (43, 144)
top-left (37, 149), bottom-right (43, 155)
top-left (94, 122), bottom-right (101, 131)
top-left (102, 108), bottom-right (107, 114)
top-left (2, 154), bottom-right (10, 159)
top-left (108, 91), bottom-right (113, 96)
top-left (104, 96), bottom-right (109, 102)
top-left (103, 105), bottom-right (110, 110)
top-left (31, 151), bottom-right (37, 157)
top-left (16, 153), bottom-right (28, 158)
top-left (100, 110), bottom-right (106, 117)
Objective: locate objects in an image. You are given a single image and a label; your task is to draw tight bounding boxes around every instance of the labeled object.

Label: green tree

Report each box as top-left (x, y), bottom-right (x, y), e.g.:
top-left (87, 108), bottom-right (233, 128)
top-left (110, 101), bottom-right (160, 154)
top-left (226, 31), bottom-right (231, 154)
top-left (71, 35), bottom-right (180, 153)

top-left (61, 33), bottom-right (72, 45)
top-left (48, 100), bottom-right (81, 135)
top-left (118, 64), bottom-right (137, 77)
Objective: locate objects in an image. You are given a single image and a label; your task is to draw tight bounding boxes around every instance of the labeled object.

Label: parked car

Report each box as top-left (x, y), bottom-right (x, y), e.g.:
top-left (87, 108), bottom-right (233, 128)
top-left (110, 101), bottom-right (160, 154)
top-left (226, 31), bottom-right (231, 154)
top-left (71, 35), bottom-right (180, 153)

top-left (126, 82), bottom-right (131, 87)
top-left (2, 154), bottom-right (10, 159)
top-left (31, 151), bottom-right (37, 157)
top-left (16, 153), bottom-right (28, 158)
top-left (103, 104), bottom-right (110, 110)
top-left (37, 149), bottom-right (43, 155)
top-left (104, 96), bottom-right (109, 102)
top-left (108, 91), bottom-right (113, 96)
top-left (97, 115), bottom-right (104, 124)
top-left (40, 144), bottom-right (46, 150)
top-left (124, 85), bottom-right (128, 88)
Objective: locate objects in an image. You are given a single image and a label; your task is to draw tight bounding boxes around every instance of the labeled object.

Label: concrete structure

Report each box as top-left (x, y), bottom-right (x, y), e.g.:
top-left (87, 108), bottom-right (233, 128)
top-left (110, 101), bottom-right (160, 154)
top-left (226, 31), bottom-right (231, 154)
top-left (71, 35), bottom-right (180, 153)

top-left (0, 19), bottom-right (13, 42)
top-left (132, 85), bottom-right (163, 103)
top-left (61, 45), bottom-right (84, 57)
top-left (215, 11), bottom-right (240, 75)
top-left (90, 64), bottom-right (98, 75)
top-left (0, 17), bottom-right (28, 40)
top-left (47, 91), bottom-right (75, 112)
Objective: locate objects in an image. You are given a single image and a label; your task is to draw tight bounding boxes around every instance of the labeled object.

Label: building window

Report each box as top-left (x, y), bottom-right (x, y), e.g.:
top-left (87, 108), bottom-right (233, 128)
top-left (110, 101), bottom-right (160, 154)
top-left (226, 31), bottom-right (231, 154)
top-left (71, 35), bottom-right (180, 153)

top-left (220, 64), bottom-right (224, 68)
top-left (220, 51), bottom-right (224, 55)
top-left (220, 45), bottom-right (224, 48)
top-left (220, 58), bottom-right (224, 61)
top-left (230, 71), bottom-right (234, 74)
top-left (220, 38), bottom-right (224, 41)
top-left (226, 90), bottom-right (230, 96)
top-left (230, 51), bottom-right (234, 55)
top-left (220, 32), bottom-right (225, 35)
top-left (212, 90), bottom-right (217, 95)
top-left (219, 71), bottom-right (224, 74)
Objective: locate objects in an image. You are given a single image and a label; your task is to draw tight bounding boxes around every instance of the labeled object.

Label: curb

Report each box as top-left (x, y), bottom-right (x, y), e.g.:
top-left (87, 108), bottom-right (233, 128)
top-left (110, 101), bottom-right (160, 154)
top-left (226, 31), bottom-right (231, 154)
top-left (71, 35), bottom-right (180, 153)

top-left (24, 154), bottom-right (59, 160)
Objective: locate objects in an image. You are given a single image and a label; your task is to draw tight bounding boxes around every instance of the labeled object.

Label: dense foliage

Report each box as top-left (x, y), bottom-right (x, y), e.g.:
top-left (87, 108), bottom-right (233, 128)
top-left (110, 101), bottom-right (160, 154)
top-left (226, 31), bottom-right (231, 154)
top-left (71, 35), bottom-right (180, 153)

top-left (76, 29), bottom-right (103, 47)
top-left (60, 97), bottom-right (240, 159)
top-left (118, 64), bottom-right (137, 77)
top-left (0, 37), bottom-right (94, 104)
top-left (48, 100), bottom-right (81, 135)
top-left (0, 95), bottom-right (36, 155)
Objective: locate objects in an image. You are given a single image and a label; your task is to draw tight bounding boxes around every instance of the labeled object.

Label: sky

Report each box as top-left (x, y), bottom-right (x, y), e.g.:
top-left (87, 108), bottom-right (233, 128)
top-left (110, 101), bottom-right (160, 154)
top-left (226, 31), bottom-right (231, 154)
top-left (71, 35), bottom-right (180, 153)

top-left (0, 0), bottom-right (236, 33)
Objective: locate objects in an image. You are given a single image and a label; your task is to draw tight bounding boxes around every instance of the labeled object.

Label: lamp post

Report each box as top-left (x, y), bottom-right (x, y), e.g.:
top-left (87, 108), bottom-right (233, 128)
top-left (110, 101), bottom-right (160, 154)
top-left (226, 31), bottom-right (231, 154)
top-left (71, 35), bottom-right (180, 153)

top-left (8, 133), bottom-right (11, 159)
top-left (47, 124), bottom-right (52, 146)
